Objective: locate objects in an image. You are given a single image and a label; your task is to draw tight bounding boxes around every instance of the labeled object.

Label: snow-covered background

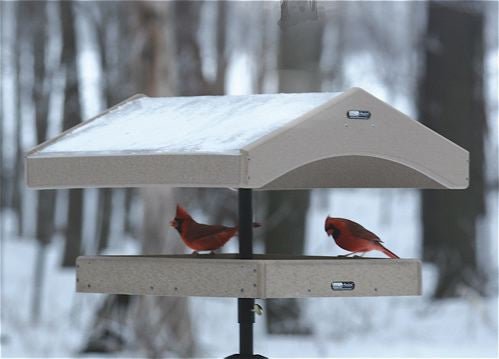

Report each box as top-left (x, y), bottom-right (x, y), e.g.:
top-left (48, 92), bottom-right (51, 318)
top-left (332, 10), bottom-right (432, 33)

top-left (2, 188), bottom-right (498, 357)
top-left (1, 1), bottom-right (498, 358)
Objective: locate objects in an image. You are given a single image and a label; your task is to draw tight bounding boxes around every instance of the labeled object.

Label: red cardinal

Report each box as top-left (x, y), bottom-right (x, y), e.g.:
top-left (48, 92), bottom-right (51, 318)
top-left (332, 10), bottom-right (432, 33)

top-left (170, 204), bottom-right (261, 253)
top-left (324, 217), bottom-right (399, 258)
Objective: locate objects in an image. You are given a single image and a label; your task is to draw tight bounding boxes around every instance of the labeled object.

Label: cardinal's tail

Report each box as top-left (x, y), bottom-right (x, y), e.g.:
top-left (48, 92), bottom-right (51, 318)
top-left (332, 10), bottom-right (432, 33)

top-left (378, 244), bottom-right (399, 259)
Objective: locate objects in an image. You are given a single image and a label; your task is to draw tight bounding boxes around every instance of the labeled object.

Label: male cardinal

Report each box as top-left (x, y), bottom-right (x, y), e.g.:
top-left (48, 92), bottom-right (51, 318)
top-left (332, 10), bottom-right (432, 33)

top-left (324, 217), bottom-right (399, 258)
top-left (170, 204), bottom-right (261, 254)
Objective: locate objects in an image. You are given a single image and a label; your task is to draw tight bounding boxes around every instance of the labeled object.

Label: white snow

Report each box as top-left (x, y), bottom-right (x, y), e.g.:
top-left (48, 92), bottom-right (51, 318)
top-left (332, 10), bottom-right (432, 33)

top-left (37, 93), bottom-right (339, 155)
top-left (2, 189), bottom-right (497, 358)
top-left (0, 209), bottom-right (139, 358)
top-left (1, 225), bottom-right (104, 357)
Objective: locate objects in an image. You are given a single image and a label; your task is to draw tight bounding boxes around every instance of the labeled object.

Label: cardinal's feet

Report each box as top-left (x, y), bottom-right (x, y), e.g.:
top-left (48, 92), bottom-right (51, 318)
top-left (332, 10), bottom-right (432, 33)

top-left (191, 250), bottom-right (217, 255)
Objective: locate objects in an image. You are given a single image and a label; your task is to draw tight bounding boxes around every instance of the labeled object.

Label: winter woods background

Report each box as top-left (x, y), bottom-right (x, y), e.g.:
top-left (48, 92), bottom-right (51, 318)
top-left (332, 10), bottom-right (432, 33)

top-left (1, 1), bottom-right (498, 357)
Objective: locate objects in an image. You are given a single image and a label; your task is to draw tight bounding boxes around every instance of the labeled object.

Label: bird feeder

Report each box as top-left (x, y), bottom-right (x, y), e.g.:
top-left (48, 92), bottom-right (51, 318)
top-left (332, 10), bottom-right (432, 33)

top-left (26, 87), bottom-right (468, 358)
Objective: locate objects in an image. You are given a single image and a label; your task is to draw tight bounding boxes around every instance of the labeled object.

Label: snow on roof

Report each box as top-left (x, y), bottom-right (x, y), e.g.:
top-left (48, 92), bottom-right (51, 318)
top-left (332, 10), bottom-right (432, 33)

top-left (40, 92), bottom-right (339, 155)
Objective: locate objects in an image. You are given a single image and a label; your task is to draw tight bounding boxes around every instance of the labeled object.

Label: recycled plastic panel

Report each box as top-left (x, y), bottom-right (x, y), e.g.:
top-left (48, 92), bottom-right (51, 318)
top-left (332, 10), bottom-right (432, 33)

top-left (247, 88), bottom-right (469, 189)
top-left (76, 254), bottom-right (421, 298)
top-left (26, 88), bottom-right (469, 190)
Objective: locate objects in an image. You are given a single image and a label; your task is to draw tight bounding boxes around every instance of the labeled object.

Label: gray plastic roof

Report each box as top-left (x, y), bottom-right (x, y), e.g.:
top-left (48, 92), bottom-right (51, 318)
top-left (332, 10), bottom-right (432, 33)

top-left (26, 88), bottom-right (469, 190)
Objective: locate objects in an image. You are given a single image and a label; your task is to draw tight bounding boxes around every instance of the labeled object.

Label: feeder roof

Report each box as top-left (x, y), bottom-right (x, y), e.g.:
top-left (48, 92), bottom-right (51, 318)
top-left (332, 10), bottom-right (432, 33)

top-left (39, 93), bottom-right (339, 154)
top-left (26, 88), bottom-right (469, 190)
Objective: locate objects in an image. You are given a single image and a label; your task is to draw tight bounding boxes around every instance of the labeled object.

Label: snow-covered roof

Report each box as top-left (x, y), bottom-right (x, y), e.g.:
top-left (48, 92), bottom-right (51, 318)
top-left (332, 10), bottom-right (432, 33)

top-left (26, 88), bottom-right (469, 190)
top-left (40, 93), bottom-right (339, 154)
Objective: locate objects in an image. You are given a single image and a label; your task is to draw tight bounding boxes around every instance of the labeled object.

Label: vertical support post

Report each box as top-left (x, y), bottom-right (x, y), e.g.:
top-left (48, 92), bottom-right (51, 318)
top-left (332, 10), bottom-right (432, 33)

top-left (238, 188), bottom-right (254, 356)
top-left (226, 189), bottom-right (266, 359)
top-left (239, 188), bottom-right (253, 259)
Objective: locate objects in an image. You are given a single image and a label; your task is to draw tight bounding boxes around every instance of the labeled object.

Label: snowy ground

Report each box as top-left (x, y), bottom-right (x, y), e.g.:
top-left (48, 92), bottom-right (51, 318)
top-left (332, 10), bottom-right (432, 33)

top-left (1, 189), bottom-right (497, 358)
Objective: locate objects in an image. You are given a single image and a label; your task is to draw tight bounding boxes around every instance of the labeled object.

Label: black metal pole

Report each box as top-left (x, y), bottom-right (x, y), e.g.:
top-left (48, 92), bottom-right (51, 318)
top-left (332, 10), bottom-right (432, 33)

top-left (238, 188), bottom-right (254, 356)
top-left (238, 188), bottom-right (253, 260)
top-left (226, 189), bottom-right (266, 359)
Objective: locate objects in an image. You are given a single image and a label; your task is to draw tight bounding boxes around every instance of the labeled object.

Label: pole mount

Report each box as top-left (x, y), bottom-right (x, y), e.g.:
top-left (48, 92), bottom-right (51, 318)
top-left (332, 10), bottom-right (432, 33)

top-left (225, 189), bottom-right (268, 359)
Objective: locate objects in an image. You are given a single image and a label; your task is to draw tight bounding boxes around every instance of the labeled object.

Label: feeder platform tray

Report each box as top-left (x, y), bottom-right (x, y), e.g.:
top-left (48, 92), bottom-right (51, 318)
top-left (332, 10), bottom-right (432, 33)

top-left (76, 254), bottom-right (421, 298)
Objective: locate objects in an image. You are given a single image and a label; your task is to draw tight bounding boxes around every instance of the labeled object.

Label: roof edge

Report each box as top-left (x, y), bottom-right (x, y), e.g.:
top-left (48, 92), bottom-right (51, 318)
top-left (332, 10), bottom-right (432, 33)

top-left (256, 152), bottom-right (467, 189)
top-left (352, 88), bottom-right (470, 155)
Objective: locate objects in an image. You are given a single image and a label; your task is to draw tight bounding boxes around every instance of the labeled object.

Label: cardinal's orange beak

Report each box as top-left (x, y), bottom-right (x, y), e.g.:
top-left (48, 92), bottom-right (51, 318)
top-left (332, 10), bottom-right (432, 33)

top-left (170, 219), bottom-right (177, 228)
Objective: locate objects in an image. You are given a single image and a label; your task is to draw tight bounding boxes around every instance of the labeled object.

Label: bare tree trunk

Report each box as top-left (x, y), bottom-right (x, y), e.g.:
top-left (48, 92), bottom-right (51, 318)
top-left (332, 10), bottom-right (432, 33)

top-left (0, 115), bottom-right (3, 212)
top-left (80, 3), bottom-right (135, 354)
top-left (321, 2), bottom-right (346, 90)
top-left (173, 1), bottom-right (232, 217)
top-left (212, 0), bottom-right (227, 94)
top-left (12, 2), bottom-right (24, 234)
top-left (111, 4), bottom-right (141, 239)
top-left (0, 2), bottom-right (6, 212)
top-left (93, 7), bottom-right (115, 253)
top-left (83, 2), bottom-right (195, 356)
top-left (131, 3), bottom-right (195, 356)
top-left (96, 188), bottom-right (112, 252)
top-left (0, 124), bottom-right (3, 212)
top-left (81, 294), bottom-right (131, 354)
top-left (419, 2), bottom-right (487, 298)
top-left (132, 188), bottom-right (196, 358)
top-left (60, 0), bottom-right (83, 267)
top-left (123, 188), bottom-right (136, 236)
top-left (32, 2), bottom-right (53, 245)
top-left (264, 0), bottom-right (324, 335)
top-left (254, 3), bottom-right (270, 94)
top-left (62, 188), bottom-right (83, 265)
top-left (173, 1), bottom-right (207, 96)
top-left (29, 0), bottom-right (54, 324)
